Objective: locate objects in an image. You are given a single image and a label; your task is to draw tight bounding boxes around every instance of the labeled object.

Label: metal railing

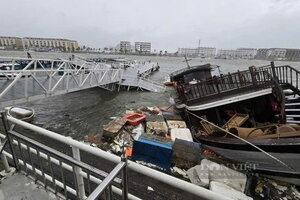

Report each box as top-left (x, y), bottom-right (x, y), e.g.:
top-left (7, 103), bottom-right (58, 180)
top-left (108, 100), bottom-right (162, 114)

top-left (120, 75), bottom-right (165, 92)
top-left (177, 67), bottom-right (273, 104)
top-left (0, 57), bottom-right (123, 107)
top-left (0, 112), bottom-right (128, 200)
top-left (0, 112), bottom-right (231, 200)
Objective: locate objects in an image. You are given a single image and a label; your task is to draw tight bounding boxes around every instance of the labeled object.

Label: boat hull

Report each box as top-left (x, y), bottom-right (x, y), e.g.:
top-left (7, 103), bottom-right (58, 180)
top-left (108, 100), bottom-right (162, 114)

top-left (199, 136), bottom-right (300, 184)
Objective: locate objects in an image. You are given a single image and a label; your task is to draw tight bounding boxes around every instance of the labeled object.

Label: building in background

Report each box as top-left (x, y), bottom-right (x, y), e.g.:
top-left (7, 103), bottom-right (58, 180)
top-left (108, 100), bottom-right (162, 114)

top-left (135, 42), bottom-right (151, 54)
top-left (217, 49), bottom-right (237, 59)
top-left (119, 41), bottom-right (131, 53)
top-left (177, 48), bottom-right (198, 57)
top-left (267, 48), bottom-right (287, 60)
top-left (255, 49), bottom-right (269, 60)
top-left (198, 47), bottom-right (216, 58)
top-left (255, 48), bottom-right (300, 61)
top-left (177, 47), bottom-right (216, 57)
top-left (0, 36), bottom-right (23, 50)
top-left (285, 49), bottom-right (300, 61)
top-left (235, 48), bottom-right (257, 59)
top-left (22, 37), bottom-right (79, 52)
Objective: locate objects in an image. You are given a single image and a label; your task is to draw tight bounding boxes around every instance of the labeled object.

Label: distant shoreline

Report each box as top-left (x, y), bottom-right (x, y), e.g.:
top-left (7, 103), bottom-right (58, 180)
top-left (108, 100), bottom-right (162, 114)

top-left (1, 49), bottom-right (300, 62)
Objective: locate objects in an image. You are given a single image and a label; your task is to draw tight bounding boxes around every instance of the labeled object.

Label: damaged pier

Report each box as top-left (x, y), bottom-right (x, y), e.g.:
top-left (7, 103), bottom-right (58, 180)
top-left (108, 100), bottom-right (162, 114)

top-left (119, 61), bottom-right (166, 92)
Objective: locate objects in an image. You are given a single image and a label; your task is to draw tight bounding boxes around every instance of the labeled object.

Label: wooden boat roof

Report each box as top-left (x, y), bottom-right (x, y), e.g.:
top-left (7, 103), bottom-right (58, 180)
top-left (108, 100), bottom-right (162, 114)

top-left (170, 63), bottom-right (212, 81)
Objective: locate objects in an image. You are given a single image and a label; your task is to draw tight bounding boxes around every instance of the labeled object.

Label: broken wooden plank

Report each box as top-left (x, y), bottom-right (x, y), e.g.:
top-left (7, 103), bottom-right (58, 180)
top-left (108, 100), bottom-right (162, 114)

top-left (103, 117), bottom-right (127, 138)
top-left (222, 113), bottom-right (249, 131)
top-left (167, 120), bottom-right (187, 129)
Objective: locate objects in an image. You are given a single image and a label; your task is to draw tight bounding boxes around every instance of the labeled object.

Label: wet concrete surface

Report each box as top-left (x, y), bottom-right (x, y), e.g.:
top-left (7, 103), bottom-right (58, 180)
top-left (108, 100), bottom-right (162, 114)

top-left (0, 173), bottom-right (59, 200)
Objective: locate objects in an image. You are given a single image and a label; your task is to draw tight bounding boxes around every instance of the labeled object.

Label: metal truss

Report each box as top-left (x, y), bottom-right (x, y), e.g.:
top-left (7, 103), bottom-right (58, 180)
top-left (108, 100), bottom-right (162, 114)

top-left (0, 57), bottom-right (123, 107)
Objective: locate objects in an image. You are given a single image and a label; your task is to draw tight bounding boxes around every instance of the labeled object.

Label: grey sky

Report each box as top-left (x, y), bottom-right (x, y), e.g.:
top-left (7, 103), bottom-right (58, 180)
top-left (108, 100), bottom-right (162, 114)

top-left (1, 0), bottom-right (300, 51)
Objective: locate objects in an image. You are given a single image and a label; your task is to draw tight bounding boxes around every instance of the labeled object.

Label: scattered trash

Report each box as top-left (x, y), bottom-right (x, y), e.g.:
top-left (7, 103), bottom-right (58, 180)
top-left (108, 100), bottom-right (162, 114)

top-left (124, 113), bottom-right (146, 126)
top-left (87, 105), bottom-right (300, 200)
top-left (125, 147), bottom-right (133, 157)
top-left (132, 123), bottom-right (144, 140)
top-left (170, 128), bottom-right (193, 142)
top-left (254, 179), bottom-right (300, 200)
top-left (146, 121), bottom-right (168, 136)
top-left (103, 117), bottom-right (127, 138)
top-left (210, 181), bottom-right (253, 200)
top-left (166, 120), bottom-right (187, 129)
top-left (86, 134), bottom-right (102, 145)
top-left (187, 159), bottom-right (247, 192)
top-left (172, 139), bottom-right (202, 169)
top-left (147, 186), bottom-right (154, 191)
top-left (171, 167), bottom-right (188, 179)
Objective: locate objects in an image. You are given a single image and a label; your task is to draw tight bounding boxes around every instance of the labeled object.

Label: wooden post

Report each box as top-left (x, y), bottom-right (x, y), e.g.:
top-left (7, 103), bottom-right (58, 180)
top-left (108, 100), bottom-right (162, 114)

top-left (249, 66), bottom-right (257, 87)
top-left (270, 61), bottom-right (277, 80)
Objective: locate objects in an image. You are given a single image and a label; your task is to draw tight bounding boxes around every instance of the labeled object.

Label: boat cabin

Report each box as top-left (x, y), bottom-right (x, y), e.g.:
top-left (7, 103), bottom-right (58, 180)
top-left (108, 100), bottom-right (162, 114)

top-left (170, 64), bottom-right (213, 84)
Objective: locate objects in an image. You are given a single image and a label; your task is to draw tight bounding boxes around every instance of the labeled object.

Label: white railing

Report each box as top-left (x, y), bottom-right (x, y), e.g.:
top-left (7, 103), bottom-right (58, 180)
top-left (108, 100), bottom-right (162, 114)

top-left (0, 57), bottom-right (123, 107)
top-left (121, 75), bottom-right (165, 92)
top-left (0, 114), bottom-right (230, 200)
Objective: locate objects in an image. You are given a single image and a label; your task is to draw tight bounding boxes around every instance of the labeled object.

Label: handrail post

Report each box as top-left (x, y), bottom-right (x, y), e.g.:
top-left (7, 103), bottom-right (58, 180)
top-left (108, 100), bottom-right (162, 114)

top-left (0, 139), bottom-right (10, 172)
top-left (72, 146), bottom-right (86, 200)
top-left (270, 61), bottom-right (278, 80)
top-left (249, 66), bottom-right (257, 87)
top-left (1, 112), bottom-right (19, 171)
top-left (121, 154), bottom-right (128, 200)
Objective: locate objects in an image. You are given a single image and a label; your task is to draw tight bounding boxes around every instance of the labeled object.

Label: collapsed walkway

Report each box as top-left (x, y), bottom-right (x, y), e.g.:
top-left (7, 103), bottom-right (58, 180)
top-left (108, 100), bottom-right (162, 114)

top-left (120, 61), bottom-right (166, 92)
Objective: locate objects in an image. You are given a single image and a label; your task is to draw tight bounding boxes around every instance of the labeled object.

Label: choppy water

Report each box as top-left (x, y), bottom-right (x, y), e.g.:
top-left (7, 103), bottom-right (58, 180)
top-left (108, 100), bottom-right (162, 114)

top-left (1, 50), bottom-right (300, 140)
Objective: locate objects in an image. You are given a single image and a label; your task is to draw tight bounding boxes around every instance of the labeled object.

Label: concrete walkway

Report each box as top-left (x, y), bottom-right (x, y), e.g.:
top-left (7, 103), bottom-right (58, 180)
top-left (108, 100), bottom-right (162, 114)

top-left (0, 173), bottom-right (59, 200)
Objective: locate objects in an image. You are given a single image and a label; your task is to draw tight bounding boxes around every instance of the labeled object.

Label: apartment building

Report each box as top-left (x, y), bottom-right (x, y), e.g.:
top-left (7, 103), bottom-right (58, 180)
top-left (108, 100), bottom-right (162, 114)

top-left (217, 49), bottom-right (237, 59)
top-left (135, 42), bottom-right (151, 54)
top-left (177, 47), bottom-right (216, 57)
top-left (119, 41), bottom-right (131, 52)
top-left (236, 48), bottom-right (258, 59)
top-left (177, 48), bottom-right (198, 56)
top-left (22, 37), bottom-right (79, 52)
top-left (0, 36), bottom-right (23, 50)
top-left (267, 48), bottom-right (287, 59)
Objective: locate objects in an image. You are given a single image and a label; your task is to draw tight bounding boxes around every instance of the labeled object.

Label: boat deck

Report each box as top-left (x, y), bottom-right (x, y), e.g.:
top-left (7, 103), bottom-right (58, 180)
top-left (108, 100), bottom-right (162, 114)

top-left (185, 88), bottom-right (272, 111)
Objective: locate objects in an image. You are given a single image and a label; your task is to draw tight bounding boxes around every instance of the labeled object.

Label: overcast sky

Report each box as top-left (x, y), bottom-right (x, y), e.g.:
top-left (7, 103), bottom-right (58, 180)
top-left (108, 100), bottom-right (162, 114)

top-left (1, 0), bottom-right (300, 51)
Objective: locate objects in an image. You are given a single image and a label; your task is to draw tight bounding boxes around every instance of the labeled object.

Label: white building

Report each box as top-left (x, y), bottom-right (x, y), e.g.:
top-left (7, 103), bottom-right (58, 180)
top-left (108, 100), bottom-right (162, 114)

top-left (22, 37), bottom-right (78, 52)
top-left (217, 49), bottom-right (237, 59)
top-left (177, 47), bottom-right (216, 57)
top-left (267, 48), bottom-right (287, 59)
top-left (0, 36), bottom-right (23, 50)
top-left (198, 47), bottom-right (216, 57)
top-left (177, 48), bottom-right (198, 56)
top-left (119, 41), bottom-right (131, 52)
top-left (135, 42), bottom-right (151, 54)
top-left (236, 48), bottom-right (258, 59)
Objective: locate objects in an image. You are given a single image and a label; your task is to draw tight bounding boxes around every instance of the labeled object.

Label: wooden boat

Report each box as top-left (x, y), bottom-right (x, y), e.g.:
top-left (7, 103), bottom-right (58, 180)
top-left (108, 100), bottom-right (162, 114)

top-left (198, 135), bottom-right (300, 185)
top-left (170, 61), bottom-right (300, 184)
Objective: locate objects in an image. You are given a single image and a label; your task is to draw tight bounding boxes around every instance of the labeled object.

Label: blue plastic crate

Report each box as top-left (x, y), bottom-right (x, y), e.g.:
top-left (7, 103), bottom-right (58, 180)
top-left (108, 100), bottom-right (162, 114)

top-left (132, 138), bottom-right (173, 170)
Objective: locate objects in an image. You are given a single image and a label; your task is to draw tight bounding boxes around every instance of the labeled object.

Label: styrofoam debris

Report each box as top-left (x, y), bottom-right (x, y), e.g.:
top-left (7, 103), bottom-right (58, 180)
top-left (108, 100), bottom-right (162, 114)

top-left (187, 159), bottom-right (247, 192)
top-left (132, 124), bottom-right (145, 140)
top-left (10, 107), bottom-right (33, 116)
top-left (171, 167), bottom-right (188, 178)
top-left (210, 181), bottom-right (253, 200)
top-left (170, 128), bottom-right (193, 142)
top-left (147, 186), bottom-right (154, 191)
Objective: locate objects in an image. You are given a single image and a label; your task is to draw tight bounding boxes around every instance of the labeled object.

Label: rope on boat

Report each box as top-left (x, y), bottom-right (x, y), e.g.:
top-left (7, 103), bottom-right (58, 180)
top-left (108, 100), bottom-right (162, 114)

top-left (187, 110), bottom-right (296, 172)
